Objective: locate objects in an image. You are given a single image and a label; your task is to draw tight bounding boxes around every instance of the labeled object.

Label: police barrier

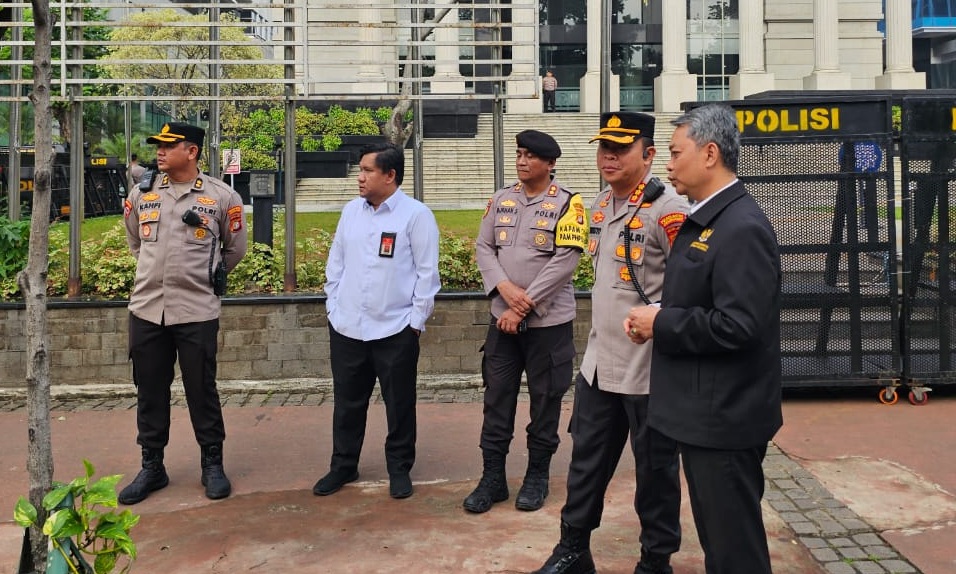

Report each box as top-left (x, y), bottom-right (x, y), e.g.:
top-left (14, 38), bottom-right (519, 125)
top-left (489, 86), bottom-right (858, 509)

top-left (1, 150), bottom-right (127, 220)
top-left (685, 97), bottom-right (901, 390)
top-left (1, 149), bottom-right (71, 219)
top-left (899, 97), bottom-right (956, 398)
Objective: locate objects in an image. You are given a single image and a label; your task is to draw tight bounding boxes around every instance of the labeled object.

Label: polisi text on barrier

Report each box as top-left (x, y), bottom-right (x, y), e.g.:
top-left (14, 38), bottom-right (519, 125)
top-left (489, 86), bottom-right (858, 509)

top-left (736, 107), bottom-right (839, 134)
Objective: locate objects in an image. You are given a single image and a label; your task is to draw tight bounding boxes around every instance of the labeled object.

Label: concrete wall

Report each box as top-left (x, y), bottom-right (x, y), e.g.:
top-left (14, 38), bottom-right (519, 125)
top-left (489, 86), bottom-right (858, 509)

top-left (0, 295), bottom-right (594, 389)
top-left (765, 0), bottom-right (885, 90)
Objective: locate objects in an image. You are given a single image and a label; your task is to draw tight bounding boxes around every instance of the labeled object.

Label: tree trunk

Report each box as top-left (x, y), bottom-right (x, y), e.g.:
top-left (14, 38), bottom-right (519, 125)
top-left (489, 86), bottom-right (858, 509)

top-left (20, 0), bottom-right (56, 570)
top-left (382, 5), bottom-right (455, 148)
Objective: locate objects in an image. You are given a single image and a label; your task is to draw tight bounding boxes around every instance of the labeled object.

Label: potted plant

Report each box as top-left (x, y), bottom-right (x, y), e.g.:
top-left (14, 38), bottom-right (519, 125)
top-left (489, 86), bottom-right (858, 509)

top-left (14, 460), bottom-right (140, 574)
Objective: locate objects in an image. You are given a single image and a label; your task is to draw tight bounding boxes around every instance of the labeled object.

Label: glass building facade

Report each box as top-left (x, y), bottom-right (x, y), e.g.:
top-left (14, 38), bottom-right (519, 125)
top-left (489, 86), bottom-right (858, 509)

top-left (911, 0), bottom-right (956, 88)
top-left (539, 0), bottom-right (739, 111)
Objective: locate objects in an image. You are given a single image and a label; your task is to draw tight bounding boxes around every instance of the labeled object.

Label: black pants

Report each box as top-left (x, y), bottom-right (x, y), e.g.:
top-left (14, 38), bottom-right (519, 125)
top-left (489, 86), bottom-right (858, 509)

top-left (543, 90), bottom-right (556, 112)
top-left (680, 441), bottom-right (772, 574)
top-left (328, 324), bottom-right (420, 477)
top-left (561, 374), bottom-right (681, 556)
top-left (479, 320), bottom-right (575, 457)
top-left (129, 313), bottom-right (225, 449)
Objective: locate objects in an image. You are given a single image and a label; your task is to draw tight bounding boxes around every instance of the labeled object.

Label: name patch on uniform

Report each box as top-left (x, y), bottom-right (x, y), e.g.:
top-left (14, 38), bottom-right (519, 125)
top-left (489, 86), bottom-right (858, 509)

top-left (554, 194), bottom-right (589, 250)
top-left (379, 232), bottom-right (397, 258)
top-left (660, 212), bottom-right (687, 246)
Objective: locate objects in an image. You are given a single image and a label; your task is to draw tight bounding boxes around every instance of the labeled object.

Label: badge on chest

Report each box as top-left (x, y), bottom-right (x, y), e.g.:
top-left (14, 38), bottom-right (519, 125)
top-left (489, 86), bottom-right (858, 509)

top-left (379, 232), bottom-right (397, 258)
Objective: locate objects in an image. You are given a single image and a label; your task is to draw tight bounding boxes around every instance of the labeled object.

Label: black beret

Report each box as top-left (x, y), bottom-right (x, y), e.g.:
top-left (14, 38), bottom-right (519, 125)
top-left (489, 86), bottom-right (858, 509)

top-left (147, 122), bottom-right (206, 149)
top-left (589, 112), bottom-right (655, 145)
top-left (515, 129), bottom-right (561, 159)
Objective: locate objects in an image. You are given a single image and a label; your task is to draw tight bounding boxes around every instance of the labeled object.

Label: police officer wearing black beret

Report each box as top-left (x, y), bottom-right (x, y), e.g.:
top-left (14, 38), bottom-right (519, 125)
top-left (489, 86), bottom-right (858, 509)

top-left (467, 129), bottom-right (588, 514)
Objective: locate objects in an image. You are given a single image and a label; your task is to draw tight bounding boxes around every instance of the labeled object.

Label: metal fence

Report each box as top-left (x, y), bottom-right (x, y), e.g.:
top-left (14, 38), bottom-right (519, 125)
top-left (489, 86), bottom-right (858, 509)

top-left (899, 96), bottom-right (956, 394)
top-left (0, 0), bottom-right (538, 104)
top-left (726, 97), bottom-right (901, 390)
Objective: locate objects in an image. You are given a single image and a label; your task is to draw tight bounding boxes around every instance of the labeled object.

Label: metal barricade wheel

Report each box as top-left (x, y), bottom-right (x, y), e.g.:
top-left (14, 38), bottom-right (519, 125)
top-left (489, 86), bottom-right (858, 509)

top-left (908, 388), bottom-right (930, 406)
top-left (878, 387), bottom-right (898, 405)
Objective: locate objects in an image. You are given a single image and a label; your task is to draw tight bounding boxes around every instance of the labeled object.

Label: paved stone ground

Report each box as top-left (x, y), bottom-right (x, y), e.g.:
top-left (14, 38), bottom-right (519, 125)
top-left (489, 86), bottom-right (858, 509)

top-left (0, 376), bottom-right (923, 574)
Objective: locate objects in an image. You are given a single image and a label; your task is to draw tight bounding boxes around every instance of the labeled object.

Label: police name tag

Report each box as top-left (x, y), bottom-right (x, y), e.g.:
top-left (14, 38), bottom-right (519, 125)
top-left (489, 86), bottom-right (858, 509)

top-left (379, 232), bottom-right (397, 258)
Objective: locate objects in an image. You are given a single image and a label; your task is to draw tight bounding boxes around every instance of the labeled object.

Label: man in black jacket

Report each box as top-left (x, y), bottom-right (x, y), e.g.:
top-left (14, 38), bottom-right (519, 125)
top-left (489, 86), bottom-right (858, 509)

top-left (625, 104), bottom-right (782, 574)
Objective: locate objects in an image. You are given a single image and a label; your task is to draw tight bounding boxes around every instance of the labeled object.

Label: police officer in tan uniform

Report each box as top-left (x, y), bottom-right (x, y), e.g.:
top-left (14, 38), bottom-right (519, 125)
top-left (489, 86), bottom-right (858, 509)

top-left (465, 130), bottom-right (587, 514)
top-left (532, 113), bottom-right (688, 574)
top-left (119, 122), bottom-right (248, 505)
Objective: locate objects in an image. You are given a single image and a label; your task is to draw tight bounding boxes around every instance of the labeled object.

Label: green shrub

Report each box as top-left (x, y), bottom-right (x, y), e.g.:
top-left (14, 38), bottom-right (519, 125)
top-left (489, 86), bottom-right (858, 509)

top-left (299, 136), bottom-right (322, 152)
top-left (321, 134), bottom-right (342, 152)
top-left (438, 233), bottom-right (483, 291)
top-left (228, 241), bottom-right (284, 294)
top-left (81, 224), bottom-right (137, 299)
top-left (2, 212), bottom-right (596, 301)
top-left (0, 215), bottom-right (30, 298)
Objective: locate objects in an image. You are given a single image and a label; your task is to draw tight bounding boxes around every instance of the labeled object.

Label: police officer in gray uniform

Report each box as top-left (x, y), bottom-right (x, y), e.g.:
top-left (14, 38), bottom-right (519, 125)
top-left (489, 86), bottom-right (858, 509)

top-left (532, 113), bottom-right (688, 574)
top-left (119, 122), bottom-right (248, 505)
top-left (465, 130), bottom-right (588, 514)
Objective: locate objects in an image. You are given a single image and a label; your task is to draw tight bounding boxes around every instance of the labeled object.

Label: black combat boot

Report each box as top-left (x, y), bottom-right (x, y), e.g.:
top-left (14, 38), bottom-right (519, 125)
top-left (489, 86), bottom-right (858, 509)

top-left (200, 443), bottom-right (232, 500)
top-left (515, 449), bottom-right (552, 511)
top-left (462, 452), bottom-right (509, 513)
top-left (531, 521), bottom-right (595, 574)
top-left (634, 548), bottom-right (673, 574)
top-left (118, 447), bottom-right (169, 505)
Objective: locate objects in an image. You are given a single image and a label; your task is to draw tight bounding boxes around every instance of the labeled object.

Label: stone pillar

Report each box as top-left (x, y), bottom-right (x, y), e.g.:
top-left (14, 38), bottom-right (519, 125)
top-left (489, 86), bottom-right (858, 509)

top-left (431, 7), bottom-right (466, 94)
top-left (353, 1), bottom-right (388, 93)
top-left (803, 0), bottom-right (851, 90)
top-left (507, 0), bottom-right (541, 113)
top-left (653, 0), bottom-right (697, 112)
top-left (876, 0), bottom-right (925, 89)
top-left (730, 0), bottom-right (775, 99)
top-left (580, 0), bottom-right (619, 113)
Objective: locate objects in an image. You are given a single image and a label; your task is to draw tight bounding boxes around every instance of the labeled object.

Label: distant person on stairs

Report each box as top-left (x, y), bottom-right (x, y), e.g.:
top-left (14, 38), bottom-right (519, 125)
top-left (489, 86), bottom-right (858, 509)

top-left (543, 71), bottom-right (558, 113)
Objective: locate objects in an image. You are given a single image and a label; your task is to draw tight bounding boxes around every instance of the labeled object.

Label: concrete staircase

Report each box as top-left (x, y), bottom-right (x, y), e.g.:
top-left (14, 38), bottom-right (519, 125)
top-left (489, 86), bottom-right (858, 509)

top-left (294, 112), bottom-right (682, 212)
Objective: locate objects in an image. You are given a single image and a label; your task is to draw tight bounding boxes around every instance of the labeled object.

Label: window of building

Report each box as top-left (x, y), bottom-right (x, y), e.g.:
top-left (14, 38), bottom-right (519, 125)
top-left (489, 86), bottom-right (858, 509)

top-left (687, 0), bottom-right (739, 101)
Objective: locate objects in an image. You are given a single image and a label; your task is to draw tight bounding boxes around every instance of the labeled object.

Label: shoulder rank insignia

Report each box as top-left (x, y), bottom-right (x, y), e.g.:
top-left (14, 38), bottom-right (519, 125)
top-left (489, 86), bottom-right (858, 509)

top-left (160, 174), bottom-right (170, 187)
top-left (194, 177), bottom-right (204, 190)
top-left (547, 185), bottom-right (558, 197)
top-left (598, 192), bottom-right (610, 208)
top-left (513, 183), bottom-right (523, 192)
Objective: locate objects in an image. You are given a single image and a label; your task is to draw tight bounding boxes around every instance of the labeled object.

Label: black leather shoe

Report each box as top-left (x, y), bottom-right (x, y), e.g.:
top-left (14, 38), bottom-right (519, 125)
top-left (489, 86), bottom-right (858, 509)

top-left (389, 474), bottom-right (413, 499)
top-left (312, 469), bottom-right (359, 496)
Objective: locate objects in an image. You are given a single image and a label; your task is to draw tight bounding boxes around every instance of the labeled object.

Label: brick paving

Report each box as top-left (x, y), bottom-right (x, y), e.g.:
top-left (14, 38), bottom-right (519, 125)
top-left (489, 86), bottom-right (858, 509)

top-left (0, 375), bottom-right (923, 574)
